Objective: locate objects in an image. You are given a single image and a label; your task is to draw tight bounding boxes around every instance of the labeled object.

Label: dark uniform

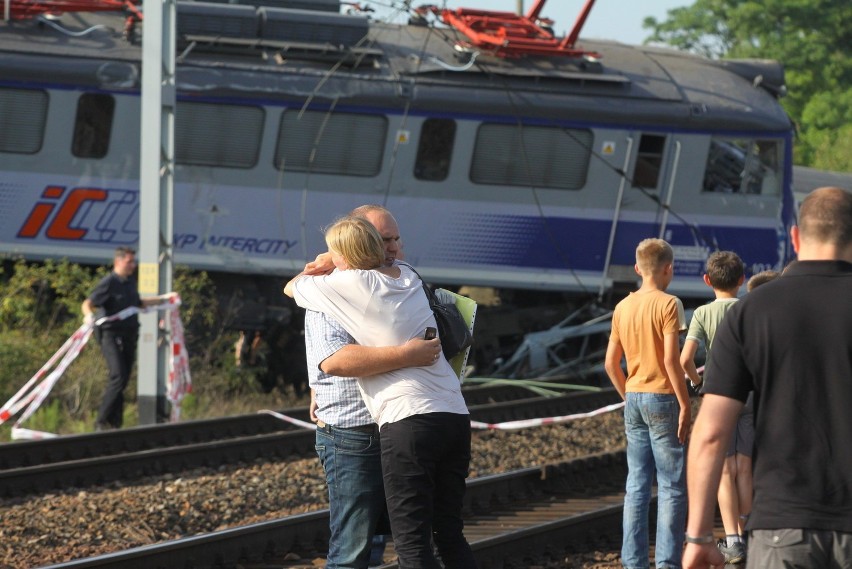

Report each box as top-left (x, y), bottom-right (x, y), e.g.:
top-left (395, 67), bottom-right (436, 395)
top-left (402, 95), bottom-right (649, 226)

top-left (89, 272), bottom-right (142, 428)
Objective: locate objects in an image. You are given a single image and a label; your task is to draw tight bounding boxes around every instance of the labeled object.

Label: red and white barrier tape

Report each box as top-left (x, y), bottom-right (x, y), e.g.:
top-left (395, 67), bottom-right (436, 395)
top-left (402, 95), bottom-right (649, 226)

top-left (469, 400), bottom-right (625, 431)
top-left (0, 324), bottom-right (93, 429)
top-left (258, 409), bottom-right (318, 430)
top-left (261, 401), bottom-right (626, 433)
top-left (0, 293), bottom-right (191, 439)
top-left (167, 305), bottom-right (192, 422)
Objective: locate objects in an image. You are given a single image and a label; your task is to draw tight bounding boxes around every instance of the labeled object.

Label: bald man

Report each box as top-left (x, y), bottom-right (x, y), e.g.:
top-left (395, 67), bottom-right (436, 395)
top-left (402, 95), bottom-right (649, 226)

top-left (683, 187), bottom-right (852, 568)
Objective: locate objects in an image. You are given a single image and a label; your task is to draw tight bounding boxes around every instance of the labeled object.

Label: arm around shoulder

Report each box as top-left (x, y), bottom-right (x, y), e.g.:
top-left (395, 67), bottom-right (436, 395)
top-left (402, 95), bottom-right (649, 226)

top-left (283, 272), bottom-right (307, 298)
top-left (320, 337), bottom-right (441, 377)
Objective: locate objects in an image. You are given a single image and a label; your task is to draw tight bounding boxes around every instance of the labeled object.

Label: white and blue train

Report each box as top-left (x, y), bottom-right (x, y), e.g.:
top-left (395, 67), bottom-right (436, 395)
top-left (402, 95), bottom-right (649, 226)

top-left (0, 0), bottom-right (795, 301)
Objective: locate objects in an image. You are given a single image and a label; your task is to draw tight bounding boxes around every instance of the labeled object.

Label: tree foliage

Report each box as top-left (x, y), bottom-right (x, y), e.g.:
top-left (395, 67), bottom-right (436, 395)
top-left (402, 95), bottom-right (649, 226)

top-left (644, 0), bottom-right (852, 171)
top-left (0, 258), bottom-right (104, 335)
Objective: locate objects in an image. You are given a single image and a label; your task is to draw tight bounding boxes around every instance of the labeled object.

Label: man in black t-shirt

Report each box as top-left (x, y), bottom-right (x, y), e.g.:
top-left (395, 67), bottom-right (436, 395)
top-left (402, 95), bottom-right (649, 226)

top-left (683, 187), bottom-right (852, 568)
top-left (82, 247), bottom-right (164, 430)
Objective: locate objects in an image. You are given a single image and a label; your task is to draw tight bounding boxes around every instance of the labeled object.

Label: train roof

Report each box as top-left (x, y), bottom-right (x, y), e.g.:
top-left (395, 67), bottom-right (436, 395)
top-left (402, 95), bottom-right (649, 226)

top-left (0, 3), bottom-right (793, 132)
top-left (793, 166), bottom-right (852, 199)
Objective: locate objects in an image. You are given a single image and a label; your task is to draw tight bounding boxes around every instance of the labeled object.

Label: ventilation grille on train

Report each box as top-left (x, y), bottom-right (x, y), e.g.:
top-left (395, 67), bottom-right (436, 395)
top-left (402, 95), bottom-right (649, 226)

top-left (176, 1), bottom-right (368, 48)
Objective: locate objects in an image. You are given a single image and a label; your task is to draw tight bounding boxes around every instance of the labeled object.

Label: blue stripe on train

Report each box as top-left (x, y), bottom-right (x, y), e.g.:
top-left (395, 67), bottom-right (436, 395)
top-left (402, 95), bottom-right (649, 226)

top-left (426, 213), bottom-right (781, 275)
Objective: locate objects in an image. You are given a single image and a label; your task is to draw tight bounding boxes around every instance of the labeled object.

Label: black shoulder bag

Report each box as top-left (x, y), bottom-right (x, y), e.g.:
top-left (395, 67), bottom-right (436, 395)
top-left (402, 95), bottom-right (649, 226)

top-left (400, 264), bottom-right (473, 359)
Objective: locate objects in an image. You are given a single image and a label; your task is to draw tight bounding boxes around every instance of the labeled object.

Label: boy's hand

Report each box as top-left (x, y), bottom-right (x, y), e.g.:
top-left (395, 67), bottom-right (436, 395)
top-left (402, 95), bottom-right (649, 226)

top-left (678, 406), bottom-right (691, 444)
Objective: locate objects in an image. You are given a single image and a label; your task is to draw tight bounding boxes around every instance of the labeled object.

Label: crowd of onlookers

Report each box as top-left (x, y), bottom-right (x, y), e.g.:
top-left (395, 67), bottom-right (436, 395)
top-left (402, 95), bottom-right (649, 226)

top-left (605, 187), bottom-right (852, 569)
top-left (83, 186), bottom-right (851, 569)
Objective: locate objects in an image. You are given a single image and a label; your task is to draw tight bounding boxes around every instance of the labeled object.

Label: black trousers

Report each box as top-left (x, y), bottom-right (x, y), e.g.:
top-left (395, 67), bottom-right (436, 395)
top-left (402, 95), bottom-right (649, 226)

top-left (96, 329), bottom-right (137, 428)
top-left (380, 412), bottom-right (477, 569)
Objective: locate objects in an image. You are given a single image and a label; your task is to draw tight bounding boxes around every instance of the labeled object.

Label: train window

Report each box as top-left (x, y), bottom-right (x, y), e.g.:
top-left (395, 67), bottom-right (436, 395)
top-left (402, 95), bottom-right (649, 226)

top-left (0, 87), bottom-right (48, 154)
top-left (470, 124), bottom-right (591, 189)
top-left (632, 134), bottom-right (666, 189)
top-left (414, 118), bottom-right (455, 181)
top-left (176, 102), bottom-right (264, 168)
top-left (72, 93), bottom-right (115, 159)
top-left (703, 138), bottom-right (782, 196)
top-left (275, 110), bottom-right (387, 177)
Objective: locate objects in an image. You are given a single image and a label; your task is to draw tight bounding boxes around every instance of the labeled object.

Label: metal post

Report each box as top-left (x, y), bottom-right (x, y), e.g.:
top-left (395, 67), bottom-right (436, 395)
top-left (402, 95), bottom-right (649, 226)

top-left (138, 0), bottom-right (176, 424)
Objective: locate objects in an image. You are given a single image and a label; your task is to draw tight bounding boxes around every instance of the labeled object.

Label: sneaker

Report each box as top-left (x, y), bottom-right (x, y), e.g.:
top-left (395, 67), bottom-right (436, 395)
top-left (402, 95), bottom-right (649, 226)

top-left (718, 539), bottom-right (746, 564)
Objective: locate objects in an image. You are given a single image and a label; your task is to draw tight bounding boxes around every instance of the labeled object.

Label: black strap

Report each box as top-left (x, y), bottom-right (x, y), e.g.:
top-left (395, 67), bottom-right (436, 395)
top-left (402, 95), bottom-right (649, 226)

top-left (396, 262), bottom-right (437, 304)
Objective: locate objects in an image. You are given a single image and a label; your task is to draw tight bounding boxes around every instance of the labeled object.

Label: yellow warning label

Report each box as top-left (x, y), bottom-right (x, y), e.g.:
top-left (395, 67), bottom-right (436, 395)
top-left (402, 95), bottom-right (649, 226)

top-left (138, 263), bottom-right (159, 295)
top-left (602, 141), bottom-right (616, 155)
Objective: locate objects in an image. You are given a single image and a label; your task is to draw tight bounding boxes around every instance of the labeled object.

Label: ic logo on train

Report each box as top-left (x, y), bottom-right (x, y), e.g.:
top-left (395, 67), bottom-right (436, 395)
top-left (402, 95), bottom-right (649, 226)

top-left (17, 185), bottom-right (138, 243)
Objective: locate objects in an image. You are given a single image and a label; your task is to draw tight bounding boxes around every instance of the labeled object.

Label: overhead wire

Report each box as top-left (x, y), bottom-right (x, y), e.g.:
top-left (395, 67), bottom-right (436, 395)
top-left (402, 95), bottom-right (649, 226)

top-left (291, 1), bottom-right (719, 290)
top-left (418, 14), bottom-right (594, 297)
top-left (293, 0), bottom-right (423, 258)
top-left (407, 6), bottom-right (719, 256)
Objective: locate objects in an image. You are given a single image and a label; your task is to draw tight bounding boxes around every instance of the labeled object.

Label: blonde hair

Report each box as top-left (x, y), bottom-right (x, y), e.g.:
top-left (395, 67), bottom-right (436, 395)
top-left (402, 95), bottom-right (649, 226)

top-left (635, 238), bottom-right (674, 275)
top-left (325, 216), bottom-right (385, 270)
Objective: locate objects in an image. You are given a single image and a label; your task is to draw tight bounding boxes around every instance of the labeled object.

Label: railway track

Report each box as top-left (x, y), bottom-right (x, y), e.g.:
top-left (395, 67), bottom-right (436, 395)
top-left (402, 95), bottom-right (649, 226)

top-left (38, 451), bottom-right (630, 569)
top-left (0, 386), bottom-right (621, 497)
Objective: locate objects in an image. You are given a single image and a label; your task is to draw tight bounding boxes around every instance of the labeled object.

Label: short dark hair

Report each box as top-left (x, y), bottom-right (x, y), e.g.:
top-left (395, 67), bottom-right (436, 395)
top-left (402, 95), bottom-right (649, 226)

top-left (798, 187), bottom-right (852, 247)
top-left (705, 251), bottom-right (744, 291)
top-left (747, 270), bottom-right (780, 292)
top-left (114, 246), bottom-right (136, 259)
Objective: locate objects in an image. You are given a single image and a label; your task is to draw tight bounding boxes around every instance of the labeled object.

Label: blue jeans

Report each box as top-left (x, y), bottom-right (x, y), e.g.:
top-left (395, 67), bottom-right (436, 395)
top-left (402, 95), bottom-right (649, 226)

top-left (316, 423), bottom-right (388, 569)
top-left (622, 392), bottom-right (686, 569)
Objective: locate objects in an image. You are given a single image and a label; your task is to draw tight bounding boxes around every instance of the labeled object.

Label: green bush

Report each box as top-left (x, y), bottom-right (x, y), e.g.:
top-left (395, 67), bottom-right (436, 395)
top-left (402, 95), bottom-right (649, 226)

top-left (0, 258), bottom-right (104, 335)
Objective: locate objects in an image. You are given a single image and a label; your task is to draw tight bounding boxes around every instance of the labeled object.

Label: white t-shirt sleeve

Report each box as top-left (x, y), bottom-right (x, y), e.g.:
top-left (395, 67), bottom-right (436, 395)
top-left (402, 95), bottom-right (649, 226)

top-left (293, 270), bottom-right (374, 343)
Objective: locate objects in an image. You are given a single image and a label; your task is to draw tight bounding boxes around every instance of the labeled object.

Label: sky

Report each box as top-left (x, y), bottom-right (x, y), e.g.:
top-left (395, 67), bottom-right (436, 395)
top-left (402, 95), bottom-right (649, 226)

top-left (367, 0), bottom-right (691, 46)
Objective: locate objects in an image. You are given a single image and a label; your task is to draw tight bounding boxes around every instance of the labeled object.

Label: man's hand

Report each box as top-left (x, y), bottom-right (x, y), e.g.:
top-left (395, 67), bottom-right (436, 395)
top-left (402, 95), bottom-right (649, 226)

top-left (304, 252), bottom-right (334, 276)
top-left (683, 542), bottom-right (724, 568)
top-left (309, 389), bottom-right (318, 423)
top-left (402, 337), bottom-right (442, 367)
top-left (83, 313), bottom-right (95, 326)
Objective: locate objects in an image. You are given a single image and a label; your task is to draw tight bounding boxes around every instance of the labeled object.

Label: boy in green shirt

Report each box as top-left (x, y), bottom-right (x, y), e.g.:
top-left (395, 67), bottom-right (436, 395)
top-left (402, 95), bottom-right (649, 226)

top-left (680, 251), bottom-right (746, 564)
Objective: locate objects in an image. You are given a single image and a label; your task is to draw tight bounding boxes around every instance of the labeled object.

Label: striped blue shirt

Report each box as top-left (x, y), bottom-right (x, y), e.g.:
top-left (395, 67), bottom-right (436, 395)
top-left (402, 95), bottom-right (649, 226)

top-left (304, 309), bottom-right (374, 427)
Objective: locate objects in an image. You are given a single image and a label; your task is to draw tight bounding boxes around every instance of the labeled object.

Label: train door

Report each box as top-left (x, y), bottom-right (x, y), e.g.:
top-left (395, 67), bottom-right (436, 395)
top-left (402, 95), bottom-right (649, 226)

top-left (603, 130), bottom-right (790, 296)
top-left (599, 131), bottom-right (682, 292)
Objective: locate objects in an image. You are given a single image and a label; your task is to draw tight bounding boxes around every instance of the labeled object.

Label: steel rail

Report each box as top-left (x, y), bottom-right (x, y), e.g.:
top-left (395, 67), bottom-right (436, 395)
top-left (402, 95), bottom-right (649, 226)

top-left (37, 451), bottom-right (629, 569)
top-left (1, 389), bottom-right (621, 497)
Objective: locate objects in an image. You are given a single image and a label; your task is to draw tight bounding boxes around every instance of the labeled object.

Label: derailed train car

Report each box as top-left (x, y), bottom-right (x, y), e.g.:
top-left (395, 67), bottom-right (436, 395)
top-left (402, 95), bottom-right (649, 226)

top-left (0, 1), bottom-right (796, 374)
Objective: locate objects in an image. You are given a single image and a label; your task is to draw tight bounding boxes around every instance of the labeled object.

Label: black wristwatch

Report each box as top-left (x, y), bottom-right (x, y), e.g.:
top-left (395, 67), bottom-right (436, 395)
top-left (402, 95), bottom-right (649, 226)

top-left (684, 533), bottom-right (715, 544)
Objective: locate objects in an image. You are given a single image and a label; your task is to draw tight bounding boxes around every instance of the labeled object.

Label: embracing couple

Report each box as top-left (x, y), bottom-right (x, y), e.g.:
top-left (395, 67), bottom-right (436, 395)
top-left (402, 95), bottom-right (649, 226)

top-left (283, 205), bottom-right (477, 569)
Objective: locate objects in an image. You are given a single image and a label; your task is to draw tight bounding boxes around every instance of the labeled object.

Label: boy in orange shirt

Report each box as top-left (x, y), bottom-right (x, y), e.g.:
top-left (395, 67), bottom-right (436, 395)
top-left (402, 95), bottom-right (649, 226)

top-left (605, 238), bottom-right (691, 569)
